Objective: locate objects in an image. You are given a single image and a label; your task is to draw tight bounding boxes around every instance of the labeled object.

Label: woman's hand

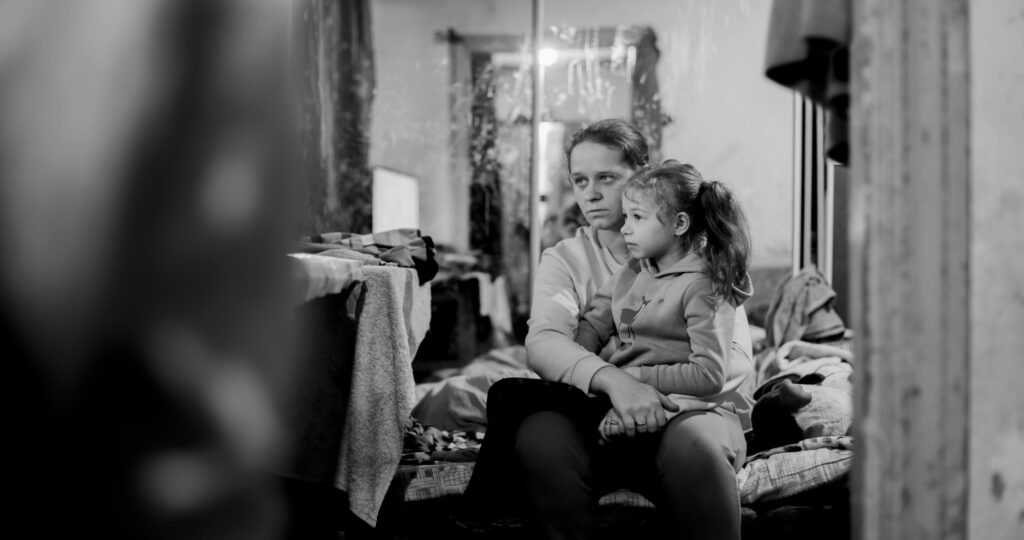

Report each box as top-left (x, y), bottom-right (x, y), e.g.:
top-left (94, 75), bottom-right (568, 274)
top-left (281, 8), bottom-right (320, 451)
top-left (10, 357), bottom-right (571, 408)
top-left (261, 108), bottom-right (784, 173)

top-left (590, 366), bottom-right (679, 437)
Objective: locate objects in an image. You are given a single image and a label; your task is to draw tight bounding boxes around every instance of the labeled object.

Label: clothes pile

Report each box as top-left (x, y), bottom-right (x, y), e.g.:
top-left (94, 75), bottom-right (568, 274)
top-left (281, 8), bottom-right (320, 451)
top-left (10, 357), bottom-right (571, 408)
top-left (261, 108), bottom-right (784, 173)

top-left (296, 228), bottom-right (439, 284)
top-left (401, 416), bottom-right (483, 465)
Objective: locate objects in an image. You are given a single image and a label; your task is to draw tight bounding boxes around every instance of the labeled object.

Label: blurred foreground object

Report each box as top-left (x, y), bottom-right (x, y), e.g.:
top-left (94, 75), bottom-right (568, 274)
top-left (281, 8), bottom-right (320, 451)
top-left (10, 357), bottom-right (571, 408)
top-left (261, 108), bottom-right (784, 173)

top-left (1, 1), bottom-right (298, 538)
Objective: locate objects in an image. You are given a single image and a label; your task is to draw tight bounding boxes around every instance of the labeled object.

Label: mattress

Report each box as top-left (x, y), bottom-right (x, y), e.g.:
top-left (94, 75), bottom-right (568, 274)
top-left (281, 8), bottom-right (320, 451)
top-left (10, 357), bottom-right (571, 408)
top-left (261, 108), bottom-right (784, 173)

top-left (395, 435), bottom-right (852, 508)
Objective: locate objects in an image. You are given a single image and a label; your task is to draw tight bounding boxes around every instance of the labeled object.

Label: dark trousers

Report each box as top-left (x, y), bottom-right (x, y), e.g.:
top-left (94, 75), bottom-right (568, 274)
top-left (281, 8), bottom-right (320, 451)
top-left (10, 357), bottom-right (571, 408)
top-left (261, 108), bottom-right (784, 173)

top-left (467, 378), bottom-right (746, 540)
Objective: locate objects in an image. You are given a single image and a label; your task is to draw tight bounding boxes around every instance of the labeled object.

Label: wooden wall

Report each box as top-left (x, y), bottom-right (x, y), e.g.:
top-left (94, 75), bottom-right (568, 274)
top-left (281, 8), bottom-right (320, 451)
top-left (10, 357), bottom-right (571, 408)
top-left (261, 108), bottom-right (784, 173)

top-left (850, 0), bottom-right (970, 537)
top-left (967, 0), bottom-right (1024, 536)
top-left (851, 0), bottom-right (1024, 537)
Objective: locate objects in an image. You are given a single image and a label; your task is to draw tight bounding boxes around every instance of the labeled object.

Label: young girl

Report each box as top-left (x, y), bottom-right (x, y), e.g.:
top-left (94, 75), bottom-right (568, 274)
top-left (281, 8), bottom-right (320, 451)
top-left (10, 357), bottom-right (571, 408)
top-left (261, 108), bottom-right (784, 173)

top-left (573, 160), bottom-right (756, 441)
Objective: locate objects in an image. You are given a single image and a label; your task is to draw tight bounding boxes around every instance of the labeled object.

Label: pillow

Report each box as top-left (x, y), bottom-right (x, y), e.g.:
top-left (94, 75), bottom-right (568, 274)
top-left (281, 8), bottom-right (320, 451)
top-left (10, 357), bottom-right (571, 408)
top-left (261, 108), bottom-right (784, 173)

top-left (737, 436), bottom-right (853, 505)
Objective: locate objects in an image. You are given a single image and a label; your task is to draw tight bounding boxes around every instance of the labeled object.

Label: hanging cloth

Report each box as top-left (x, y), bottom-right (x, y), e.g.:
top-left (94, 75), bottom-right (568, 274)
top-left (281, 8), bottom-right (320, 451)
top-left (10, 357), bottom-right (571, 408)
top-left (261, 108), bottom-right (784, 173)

top-left (764, 0), bottom-right (851, 164)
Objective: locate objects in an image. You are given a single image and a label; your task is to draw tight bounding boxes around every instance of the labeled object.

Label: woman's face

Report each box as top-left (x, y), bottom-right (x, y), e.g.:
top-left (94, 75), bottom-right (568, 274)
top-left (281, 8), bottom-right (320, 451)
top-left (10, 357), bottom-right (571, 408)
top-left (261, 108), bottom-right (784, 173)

top-left (568, 141), bottom-right (636, 231)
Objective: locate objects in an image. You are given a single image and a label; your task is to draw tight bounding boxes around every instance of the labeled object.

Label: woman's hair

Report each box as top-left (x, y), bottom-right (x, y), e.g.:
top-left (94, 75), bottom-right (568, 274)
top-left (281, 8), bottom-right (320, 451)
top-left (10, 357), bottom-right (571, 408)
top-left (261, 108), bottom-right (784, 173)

top-left (565, 119), bottom-right (649, 172)
top-left (624, 160), bottom-right (751, 301)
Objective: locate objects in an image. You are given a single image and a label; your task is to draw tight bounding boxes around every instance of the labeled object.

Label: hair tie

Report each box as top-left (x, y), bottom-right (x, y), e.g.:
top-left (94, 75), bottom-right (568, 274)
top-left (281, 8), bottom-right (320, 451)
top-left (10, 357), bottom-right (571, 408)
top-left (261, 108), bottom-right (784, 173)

top-left (698, 180), bottom-right (712, 196)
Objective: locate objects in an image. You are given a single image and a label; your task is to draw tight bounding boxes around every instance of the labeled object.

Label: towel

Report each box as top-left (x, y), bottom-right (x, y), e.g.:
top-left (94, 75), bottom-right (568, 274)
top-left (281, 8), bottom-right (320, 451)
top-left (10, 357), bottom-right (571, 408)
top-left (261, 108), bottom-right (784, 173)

top-left (336, 265), bottom-right (431, 527)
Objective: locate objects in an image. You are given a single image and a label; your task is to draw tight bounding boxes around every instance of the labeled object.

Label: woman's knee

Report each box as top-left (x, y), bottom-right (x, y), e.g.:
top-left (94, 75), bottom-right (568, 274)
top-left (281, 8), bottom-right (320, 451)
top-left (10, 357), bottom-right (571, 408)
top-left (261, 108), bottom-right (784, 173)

top-left (485, 377), bottom-right (530, 420)
top-left (514, 410), bottom-right (594, 513)
top-left (514, 411), bottom-right (586, 467)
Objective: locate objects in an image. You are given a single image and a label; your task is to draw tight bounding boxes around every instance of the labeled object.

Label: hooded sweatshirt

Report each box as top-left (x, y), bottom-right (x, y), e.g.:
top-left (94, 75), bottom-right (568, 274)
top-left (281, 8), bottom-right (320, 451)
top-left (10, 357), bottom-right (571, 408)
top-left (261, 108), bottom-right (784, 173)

top-left (576, 251), bottom-right (756, 428)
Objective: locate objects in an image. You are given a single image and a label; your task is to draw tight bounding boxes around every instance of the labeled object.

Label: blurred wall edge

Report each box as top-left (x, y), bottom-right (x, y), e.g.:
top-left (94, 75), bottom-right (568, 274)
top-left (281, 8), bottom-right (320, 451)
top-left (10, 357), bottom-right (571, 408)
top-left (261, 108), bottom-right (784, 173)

top-left (1, 1), bottom-right (300, 539)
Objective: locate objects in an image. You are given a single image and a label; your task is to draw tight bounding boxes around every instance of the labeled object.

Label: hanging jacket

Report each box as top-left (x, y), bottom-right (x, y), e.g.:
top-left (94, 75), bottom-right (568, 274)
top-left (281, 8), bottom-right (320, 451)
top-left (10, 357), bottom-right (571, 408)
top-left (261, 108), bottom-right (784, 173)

top-left (764, 265), bottom-right (845, 346)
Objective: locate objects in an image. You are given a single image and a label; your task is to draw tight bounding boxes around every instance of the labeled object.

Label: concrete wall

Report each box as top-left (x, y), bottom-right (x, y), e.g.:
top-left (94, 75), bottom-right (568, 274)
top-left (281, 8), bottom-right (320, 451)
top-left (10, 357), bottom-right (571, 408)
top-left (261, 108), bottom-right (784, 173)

top-left (969, 0), bottom-right (1024, 536)
top-left (371, 0), bottom-right (794, 267)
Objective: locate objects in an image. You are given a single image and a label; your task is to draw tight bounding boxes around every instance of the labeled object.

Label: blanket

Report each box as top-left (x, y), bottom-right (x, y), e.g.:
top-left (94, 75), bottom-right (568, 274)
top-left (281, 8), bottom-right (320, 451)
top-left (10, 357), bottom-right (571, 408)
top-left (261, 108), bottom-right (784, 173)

top-left (755, 338), bottom-right (853, 392)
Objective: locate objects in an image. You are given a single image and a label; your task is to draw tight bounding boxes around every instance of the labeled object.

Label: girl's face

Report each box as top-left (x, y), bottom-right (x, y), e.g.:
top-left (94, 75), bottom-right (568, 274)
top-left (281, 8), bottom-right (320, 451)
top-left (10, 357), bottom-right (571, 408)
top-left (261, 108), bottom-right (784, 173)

top-left (568, 141), bottom-right (636, 231)
top-left (620, 190), bottom-right (679, 263)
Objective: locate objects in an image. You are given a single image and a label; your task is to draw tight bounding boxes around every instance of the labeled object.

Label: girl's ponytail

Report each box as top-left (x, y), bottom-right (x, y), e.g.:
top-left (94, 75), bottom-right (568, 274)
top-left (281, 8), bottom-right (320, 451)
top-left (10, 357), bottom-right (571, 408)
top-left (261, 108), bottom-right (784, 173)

top-left (698, 180), bottom-right (751, 302)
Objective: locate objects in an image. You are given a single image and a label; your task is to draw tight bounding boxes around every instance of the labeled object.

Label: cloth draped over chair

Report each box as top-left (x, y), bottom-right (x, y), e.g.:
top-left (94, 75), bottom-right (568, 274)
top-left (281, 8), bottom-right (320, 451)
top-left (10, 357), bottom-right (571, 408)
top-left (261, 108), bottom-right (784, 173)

top-left (765, 0), bottom-right (851, 165)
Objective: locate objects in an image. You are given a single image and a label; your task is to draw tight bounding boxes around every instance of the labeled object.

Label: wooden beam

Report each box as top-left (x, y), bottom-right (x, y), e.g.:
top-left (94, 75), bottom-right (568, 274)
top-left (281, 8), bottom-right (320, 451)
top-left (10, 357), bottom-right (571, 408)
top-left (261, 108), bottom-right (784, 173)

top-left (849, 0), bottom-right (970, 538)
top-left (967, 0), bottom-right (1024, 536)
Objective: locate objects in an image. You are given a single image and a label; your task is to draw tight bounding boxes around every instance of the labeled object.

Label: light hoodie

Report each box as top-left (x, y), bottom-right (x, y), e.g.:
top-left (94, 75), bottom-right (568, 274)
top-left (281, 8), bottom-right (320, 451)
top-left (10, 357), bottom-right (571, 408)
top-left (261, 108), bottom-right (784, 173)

top-left (576, 251), bottom-right (755, 427)
top-left (526, 226), bottom-right (623, 391)
top-left (525, 227), bottom-right (755, 428)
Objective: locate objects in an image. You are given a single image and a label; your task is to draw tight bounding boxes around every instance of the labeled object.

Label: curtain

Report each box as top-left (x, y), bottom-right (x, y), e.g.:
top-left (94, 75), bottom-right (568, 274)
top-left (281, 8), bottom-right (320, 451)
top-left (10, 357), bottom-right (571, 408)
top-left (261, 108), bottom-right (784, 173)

top-left (298, 0), bottom-right (376, 234)
top-left (630, 27), bottom-right (664, 164)
top-left (765, 0), bottom-right (850, 164)
top-left (469, 58), bottom-right (504, 274)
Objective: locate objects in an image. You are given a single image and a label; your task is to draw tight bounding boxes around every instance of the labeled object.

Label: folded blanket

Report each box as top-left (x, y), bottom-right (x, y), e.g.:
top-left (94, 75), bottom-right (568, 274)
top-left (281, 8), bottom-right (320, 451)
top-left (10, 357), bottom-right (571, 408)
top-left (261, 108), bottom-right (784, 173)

top-left (287, 254), bottom-right (364, 304)
top-left (316, 247), bottom-right (386, 265)
top-left (317, 228), bottom-right (422, 247)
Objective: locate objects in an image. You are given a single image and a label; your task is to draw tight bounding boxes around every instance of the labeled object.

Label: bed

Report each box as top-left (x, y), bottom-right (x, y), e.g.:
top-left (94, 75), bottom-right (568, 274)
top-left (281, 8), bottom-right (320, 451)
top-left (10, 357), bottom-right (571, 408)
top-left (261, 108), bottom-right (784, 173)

top-left (378, 335), bottom-right (855, 539)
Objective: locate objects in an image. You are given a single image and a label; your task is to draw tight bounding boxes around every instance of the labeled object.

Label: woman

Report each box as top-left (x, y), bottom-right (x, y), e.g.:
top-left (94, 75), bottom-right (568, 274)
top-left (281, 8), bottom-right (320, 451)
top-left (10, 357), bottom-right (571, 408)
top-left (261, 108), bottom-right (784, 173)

top-left (514, 119), bottom-right (754, 540)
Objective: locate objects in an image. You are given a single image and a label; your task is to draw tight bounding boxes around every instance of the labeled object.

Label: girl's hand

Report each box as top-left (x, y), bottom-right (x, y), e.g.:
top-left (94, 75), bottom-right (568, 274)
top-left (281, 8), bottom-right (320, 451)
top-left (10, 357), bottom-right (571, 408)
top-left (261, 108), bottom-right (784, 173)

top-left (598, 408), bottom-right (625, 443)
top-left (590, 366), bottom-right (679, 438)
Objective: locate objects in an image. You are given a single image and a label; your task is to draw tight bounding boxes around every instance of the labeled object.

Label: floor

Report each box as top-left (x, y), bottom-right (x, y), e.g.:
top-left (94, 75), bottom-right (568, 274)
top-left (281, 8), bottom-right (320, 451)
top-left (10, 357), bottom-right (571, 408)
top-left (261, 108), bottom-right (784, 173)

top-left (281, 476), bottom-right (852, 540)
